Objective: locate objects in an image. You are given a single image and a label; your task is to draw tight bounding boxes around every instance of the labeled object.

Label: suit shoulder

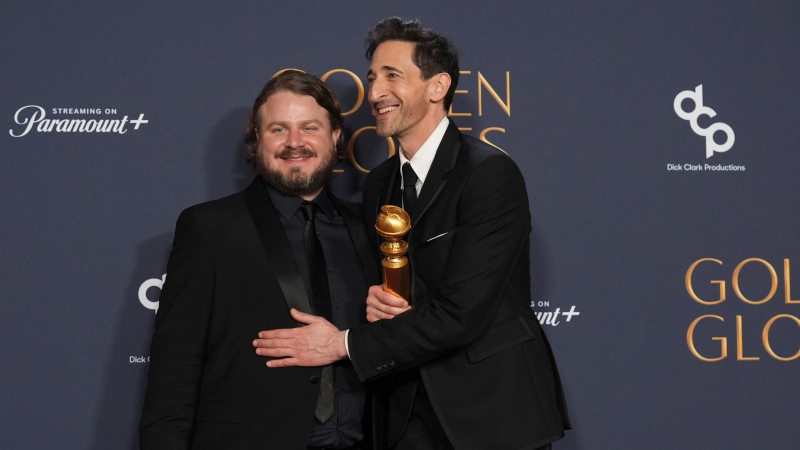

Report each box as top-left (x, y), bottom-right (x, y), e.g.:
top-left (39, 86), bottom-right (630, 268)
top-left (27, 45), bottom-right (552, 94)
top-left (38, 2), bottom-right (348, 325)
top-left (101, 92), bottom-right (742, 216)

top-left (460, 134), bottom-right (521, 173)
top-left (364, 157), bottom-right (396, 186)
top-left (370, 156), bottom-right (397, 173)
top-left (176, 190), bottom-right (248, 227)
top-left (184, 190), bottom-right (245, 213)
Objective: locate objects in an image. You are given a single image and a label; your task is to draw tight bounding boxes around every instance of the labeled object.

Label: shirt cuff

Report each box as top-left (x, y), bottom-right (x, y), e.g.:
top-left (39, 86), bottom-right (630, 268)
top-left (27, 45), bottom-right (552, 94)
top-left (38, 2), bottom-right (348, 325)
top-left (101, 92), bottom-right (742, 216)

top-left (344, 329), bottom-right (352, 359)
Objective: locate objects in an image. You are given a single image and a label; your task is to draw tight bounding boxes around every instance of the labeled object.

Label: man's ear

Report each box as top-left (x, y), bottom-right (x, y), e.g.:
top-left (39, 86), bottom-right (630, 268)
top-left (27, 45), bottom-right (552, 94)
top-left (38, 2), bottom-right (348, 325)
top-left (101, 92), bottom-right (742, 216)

top-left (428, 72), bottom-right (452, 104)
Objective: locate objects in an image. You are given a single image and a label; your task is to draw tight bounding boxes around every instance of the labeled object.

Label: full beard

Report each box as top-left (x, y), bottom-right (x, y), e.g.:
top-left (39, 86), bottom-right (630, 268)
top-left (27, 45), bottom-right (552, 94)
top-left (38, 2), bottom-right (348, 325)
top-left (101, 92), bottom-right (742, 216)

top-left (256, 146), bottom-right (337, 198)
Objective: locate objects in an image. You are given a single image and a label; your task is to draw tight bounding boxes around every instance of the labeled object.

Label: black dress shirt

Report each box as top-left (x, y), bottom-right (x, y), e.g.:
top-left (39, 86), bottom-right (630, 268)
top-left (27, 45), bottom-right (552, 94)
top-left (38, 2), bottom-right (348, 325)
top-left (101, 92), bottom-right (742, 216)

top-left (266, 185), bottom-right (368, 449)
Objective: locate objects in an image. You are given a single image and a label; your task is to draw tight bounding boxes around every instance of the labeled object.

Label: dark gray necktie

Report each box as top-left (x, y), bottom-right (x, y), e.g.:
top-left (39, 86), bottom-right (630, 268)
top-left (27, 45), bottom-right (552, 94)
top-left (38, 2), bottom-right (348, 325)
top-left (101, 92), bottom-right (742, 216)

top-left (300, 201), bottom-right (334, 423)
top-left (402, 162), bottom-right (418, 215)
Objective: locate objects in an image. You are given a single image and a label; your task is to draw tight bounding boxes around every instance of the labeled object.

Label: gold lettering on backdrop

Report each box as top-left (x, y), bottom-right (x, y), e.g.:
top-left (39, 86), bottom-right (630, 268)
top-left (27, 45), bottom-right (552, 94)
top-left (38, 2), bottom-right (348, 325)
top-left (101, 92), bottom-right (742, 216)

top-left (272, 68), bottom-right (305, 77)
top-left (347, 126), bottom-right (396, 174)
top-left (321, 69), bottom-right (364, 116)
top-left (274, 67), bottom-right (512, 168)
top-left (686, 258), bottom-right (800, 362)
top-left (479, 127), bottom-right (507, 154)
top-left (687, 315), bottom-right (727, 362)
top-left (785, 259), bottom-right (799, 304)
top-left (685, 258), bottom-right (725, 305)
top-left (762, 315), bottom-right (800, 361)
top-left (478, 71), bottom-right (511, 116)
top-left (732, 258), bottom-right (777, 305)
top-left (735, 315), bottom-right (759, 361)
top-left (448, 70), bottom-right (472, 117)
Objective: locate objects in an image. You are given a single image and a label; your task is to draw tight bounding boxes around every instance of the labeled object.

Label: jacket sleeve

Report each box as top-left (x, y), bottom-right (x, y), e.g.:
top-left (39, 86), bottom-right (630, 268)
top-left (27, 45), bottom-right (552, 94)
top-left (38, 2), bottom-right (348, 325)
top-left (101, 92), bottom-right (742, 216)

top-left (350, 153), bottom-right (531, 381)
top-left (139, 208), bottom-right (215, 450)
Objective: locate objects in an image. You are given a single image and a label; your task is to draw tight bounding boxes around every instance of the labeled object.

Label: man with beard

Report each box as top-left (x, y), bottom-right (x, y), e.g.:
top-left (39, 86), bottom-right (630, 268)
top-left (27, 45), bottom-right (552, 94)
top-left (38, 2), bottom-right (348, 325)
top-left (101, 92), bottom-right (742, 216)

top-left (253, 19), bottom-right (570, 450)
top-left (140, 70), bottom-right (378, 450)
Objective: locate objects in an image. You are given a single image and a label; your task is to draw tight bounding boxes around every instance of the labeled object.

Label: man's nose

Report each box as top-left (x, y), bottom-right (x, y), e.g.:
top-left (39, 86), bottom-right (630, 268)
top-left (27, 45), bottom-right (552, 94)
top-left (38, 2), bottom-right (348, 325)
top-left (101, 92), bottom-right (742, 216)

top-left (368, 78), bottom-right (386, 105)
top-left (285, 127), bottom-right (302, 148)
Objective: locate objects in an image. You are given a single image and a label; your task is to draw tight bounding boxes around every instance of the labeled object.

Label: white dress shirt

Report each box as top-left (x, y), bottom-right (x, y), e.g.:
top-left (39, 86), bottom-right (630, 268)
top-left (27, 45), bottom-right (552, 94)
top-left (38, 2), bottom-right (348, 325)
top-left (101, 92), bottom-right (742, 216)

top-left (398, 116), bottom-right (450, 198)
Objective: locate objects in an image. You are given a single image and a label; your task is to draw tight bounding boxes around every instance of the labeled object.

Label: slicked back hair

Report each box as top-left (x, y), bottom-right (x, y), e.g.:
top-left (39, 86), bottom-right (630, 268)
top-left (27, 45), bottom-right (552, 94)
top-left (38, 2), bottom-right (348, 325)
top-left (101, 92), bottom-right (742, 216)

top-left (366, 17), bottom-right (460, 110)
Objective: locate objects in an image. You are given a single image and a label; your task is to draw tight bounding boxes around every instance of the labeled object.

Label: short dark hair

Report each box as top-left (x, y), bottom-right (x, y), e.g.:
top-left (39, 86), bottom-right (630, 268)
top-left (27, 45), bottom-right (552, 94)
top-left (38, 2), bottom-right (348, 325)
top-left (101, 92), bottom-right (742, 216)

top-left (245, 70), bottom-right (345, 170)
top-left (365, 17), bottom-right (460, 110)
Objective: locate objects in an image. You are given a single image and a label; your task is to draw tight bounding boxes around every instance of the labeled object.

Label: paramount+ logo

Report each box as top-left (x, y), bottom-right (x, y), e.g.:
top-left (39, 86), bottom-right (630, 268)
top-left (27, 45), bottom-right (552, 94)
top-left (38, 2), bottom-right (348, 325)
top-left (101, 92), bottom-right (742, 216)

top-left (9, 105), bottom-right (149, 137)
top-left (673, 85), bottom-right (735, 159)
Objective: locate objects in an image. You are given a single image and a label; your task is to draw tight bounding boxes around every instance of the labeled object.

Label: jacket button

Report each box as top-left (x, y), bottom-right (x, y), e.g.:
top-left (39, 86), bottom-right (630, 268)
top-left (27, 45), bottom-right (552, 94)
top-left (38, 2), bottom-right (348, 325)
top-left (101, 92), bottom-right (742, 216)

top-left (376, 365), bottom-right (382, 371)
top-left (381, 363), bottom-right (388, 369)
top-left (389, 360), bottom-right (395, 367)
top-left (309, 375), bottom-right (320, 384)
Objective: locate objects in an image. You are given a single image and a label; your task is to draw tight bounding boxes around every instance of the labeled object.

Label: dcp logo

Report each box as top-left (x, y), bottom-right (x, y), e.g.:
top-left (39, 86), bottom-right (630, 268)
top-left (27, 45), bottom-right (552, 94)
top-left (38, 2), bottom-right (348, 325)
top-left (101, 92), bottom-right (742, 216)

top-left (139, 274), bottom-right (166, 313)
top-left (674, 85), bottom-right (735, 158)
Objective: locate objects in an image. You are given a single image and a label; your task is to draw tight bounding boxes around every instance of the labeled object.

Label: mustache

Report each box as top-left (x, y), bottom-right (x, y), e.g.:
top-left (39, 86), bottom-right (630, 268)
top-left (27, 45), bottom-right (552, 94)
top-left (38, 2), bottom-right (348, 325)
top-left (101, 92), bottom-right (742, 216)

top-left (274, 147), bottom-right (316, 159)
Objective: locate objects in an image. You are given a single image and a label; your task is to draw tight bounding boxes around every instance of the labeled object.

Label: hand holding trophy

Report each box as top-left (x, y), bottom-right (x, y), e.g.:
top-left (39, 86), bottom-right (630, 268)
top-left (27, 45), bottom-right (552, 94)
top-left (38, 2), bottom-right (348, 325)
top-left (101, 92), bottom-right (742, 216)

top-left (374, 205), bottom-right (412, 302)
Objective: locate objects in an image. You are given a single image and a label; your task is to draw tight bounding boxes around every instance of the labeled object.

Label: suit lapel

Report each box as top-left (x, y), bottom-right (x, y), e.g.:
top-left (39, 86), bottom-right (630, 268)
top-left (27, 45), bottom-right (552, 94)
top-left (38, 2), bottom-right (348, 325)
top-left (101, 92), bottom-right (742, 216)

top-left (330, 193), bottom-right (380, 285)
top-left (243, 178), bottom-right (313, 322)
top-left (412, 122), bottom-right (461, 226)
top-left (365, 156), bottom-right (401, 247)
top-left (378, 156), bottom-right (400, 215)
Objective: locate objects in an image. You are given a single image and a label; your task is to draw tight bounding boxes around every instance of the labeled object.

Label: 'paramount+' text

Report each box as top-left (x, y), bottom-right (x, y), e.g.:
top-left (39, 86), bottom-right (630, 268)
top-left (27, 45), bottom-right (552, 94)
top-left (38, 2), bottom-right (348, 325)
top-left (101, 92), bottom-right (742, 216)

top-left (9, 105), bottom-right (148, 137)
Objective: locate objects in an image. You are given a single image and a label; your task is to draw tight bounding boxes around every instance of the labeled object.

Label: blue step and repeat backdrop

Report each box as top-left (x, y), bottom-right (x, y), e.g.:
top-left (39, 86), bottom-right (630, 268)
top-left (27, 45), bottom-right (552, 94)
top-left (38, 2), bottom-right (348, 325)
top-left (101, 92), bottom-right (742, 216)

top-left (2, 1), bottom-right (798, 449)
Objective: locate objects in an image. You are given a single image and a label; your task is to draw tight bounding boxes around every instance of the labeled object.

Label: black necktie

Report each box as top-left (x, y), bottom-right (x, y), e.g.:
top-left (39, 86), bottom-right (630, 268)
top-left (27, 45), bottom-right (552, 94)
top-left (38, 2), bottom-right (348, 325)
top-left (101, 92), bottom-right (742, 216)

top-left (402, 162), bottom-right (418, 215)
top-left (300, 201), bottom-right (334, 423)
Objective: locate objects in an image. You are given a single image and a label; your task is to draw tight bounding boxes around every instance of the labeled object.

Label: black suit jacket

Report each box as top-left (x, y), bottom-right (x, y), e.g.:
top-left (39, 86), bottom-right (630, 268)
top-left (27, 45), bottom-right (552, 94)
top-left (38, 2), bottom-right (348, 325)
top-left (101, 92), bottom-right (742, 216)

top-left (351, 122), bottom-right (570, 450)
top-left (140, 178), bottom-right (378, 450)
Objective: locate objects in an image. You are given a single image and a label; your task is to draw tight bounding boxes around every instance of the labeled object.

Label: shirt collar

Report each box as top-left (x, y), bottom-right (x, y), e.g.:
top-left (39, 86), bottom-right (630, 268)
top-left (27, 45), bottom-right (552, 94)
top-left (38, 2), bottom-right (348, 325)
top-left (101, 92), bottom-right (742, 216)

top-left (265, 182), bottom-right (335, 221)
top-left (398, 116), bottom-right (449, 184)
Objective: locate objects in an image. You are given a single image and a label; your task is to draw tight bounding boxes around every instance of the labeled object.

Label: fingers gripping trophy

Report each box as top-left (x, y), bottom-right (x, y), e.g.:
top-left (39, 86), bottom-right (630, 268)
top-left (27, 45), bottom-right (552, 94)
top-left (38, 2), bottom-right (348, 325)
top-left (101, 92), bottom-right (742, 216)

top-left (374, 205), bottom-right (412, 302)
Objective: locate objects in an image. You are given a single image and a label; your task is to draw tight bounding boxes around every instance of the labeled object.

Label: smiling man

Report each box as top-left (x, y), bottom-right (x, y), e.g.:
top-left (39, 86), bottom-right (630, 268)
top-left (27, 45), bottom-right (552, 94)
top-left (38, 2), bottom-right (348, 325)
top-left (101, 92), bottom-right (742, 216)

top-left (140, 70), bottom-right (378, 450)
top-left (254, 18), bottom-right (571, 450)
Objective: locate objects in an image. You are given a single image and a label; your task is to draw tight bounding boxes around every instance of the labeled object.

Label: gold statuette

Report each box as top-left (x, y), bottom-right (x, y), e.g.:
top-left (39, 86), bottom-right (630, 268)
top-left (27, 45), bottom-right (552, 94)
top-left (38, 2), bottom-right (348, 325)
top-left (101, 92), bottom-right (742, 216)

top-left (375, 205), bottom-right (412, 301)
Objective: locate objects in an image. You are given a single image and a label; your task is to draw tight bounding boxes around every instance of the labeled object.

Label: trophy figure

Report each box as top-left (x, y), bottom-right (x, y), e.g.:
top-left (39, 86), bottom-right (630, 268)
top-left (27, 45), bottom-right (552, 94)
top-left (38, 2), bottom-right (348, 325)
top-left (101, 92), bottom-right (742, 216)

top-left (375, 205), bottom-right (412, 302)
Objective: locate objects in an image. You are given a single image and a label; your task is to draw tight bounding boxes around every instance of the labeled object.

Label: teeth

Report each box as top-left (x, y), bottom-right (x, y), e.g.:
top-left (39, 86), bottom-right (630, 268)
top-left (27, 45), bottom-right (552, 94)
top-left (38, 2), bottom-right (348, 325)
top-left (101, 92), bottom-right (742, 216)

top-left (378, 106), bottom-right (397, 115)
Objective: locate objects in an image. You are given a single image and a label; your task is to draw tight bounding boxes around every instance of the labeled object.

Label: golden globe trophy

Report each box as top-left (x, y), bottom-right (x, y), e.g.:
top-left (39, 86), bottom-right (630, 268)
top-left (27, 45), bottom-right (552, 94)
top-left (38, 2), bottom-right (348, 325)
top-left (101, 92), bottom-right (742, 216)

top-left (375, 205), bottom-right (412, 302)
